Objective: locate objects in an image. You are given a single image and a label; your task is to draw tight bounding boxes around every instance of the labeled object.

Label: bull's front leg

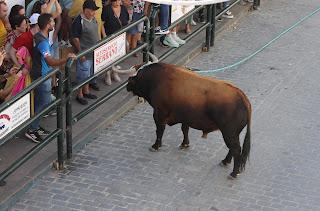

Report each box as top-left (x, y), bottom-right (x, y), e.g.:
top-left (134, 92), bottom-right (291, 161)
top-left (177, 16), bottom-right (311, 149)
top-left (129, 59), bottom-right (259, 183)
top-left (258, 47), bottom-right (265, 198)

top-left (151, 110), bottom-right (166, 151)
top-left (180, 124), bottom-right (190, 149)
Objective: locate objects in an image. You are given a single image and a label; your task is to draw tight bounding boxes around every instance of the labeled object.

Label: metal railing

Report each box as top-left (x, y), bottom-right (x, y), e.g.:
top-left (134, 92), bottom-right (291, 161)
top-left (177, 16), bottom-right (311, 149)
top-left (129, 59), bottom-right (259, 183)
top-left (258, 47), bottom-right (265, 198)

top-left (0, 69), bottom-right (64, 185)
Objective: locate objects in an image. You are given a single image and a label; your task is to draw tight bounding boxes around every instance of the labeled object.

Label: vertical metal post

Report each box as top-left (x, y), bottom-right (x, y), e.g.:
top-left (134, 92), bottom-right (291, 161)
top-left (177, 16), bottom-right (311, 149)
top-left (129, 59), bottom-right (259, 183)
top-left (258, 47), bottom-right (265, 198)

top-left (205, 5), bottom-right (212, 51)
top-left (56, 71), bottom-right (64, 169)
top-left (253, 0), bottom-right (260, 10)
top-left (143, 18), bottom-right (150, 63)
top-left (65, 60), bottom-right (73, 159)
top-left (210, 4), bottom-right (216, 47)
top-left (149, 4), bottom-right (159, 54)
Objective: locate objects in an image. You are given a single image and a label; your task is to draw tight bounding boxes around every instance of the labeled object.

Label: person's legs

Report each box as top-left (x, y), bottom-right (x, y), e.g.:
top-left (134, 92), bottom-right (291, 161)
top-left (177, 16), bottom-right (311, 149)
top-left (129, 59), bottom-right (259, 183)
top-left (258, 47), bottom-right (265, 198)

top-left (76, 59), bottom-right (93, 105)
top-left (159, 4), bottom-right (169, 30)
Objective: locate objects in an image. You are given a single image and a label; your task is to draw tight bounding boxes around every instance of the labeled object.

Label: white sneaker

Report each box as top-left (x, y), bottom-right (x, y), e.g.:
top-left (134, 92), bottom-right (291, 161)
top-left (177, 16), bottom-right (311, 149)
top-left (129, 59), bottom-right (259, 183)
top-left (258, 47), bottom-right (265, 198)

top-left (172, 33), bottom-right (186, 45)
top-left (163, 34), bottom-right (179, 48)
top-left (222, 10), bottom-right (234, 19)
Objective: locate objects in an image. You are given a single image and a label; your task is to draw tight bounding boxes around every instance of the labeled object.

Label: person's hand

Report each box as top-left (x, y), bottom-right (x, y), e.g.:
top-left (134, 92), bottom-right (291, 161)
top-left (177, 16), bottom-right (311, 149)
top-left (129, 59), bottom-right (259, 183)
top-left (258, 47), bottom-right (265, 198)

top-left (21, 67), bottom-right (29, 76)
top-left (8, 66), bottom-right (19, 75)
top-left (0, 50), bottom-right (6, 66)
top-left (80, 56), bottom-right (86, 63)
top-left (67, 53), bottom-right (77, 61)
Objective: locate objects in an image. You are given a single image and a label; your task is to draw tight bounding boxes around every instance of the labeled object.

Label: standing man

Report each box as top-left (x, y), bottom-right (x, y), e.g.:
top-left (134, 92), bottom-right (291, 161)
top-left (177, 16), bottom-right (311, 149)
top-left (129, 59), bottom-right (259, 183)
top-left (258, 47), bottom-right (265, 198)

top-left (25, 13), bottom-right (76, 143)
top-left (71, 0), bottom-right (100, 105)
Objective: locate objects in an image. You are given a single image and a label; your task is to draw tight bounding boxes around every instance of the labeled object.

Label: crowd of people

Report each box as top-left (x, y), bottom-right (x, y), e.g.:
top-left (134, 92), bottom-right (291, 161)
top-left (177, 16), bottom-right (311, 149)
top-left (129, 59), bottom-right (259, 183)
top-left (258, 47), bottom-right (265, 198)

top-left (0, 0), bottom-right (250, 143)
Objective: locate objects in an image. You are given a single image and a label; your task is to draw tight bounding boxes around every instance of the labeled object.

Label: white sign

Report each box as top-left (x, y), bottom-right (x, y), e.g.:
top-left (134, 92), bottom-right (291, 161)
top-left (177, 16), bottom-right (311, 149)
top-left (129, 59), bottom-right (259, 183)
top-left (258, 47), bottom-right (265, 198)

top-left (0, 93), bottom-right (31, 140)
top-left (144, 0), bottom-right (227, 6)
top-left (171, 5), bottom-right (195, 23)
top-left (94, 33), bottom-right (127, 74)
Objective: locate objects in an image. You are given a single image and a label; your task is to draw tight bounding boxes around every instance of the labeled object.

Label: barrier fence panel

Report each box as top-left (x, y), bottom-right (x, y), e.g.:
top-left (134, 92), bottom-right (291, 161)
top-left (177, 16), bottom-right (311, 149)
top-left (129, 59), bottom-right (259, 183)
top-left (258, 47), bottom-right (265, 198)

top-left (0, 69), bottom-right (64, 185)
top-left (65, 16), bottom-right (150, 159)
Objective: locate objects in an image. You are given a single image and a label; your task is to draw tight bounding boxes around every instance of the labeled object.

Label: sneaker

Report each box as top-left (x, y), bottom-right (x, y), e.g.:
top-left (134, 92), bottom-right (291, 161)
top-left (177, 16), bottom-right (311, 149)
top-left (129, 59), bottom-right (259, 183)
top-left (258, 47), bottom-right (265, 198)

top-left (217, 17), bottom-right (223, 22)
top-left (222, 10), bottom-right (234, 19)
top-left (172, 33), bottom-right (186, 45)
top-left (89, 83), bottom-right (100, 91)
top-left (154, 26), bottom-right (169, 35)
top-left (76, 96), bottom-right (88, 105)
top-left (191, 19), bottom-right (197, 26)
top-left (38, 127), bottom-right (51, 136)
top-left (163, 34), bottom-right (179, 48)
top-left (43, 110), bottom-right (57, 118)
top-left (25, 130), bottom-right (43, 143)
top-left (83, 93), bottom-right (97, 99)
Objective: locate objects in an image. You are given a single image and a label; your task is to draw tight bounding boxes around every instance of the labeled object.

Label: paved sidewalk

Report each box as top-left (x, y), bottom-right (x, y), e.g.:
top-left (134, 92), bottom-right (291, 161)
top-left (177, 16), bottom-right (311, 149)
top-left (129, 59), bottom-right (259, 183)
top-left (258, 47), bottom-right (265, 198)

top-left (0, 1), bottom-right (252, 210)
top-left (7, 0), bottom-right (320, 210)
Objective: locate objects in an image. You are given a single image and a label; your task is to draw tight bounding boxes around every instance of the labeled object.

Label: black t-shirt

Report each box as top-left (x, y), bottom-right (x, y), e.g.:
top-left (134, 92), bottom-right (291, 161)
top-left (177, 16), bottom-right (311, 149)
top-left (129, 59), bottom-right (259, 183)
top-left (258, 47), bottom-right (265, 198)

top-left (101, 5), bottom-right (129, 36)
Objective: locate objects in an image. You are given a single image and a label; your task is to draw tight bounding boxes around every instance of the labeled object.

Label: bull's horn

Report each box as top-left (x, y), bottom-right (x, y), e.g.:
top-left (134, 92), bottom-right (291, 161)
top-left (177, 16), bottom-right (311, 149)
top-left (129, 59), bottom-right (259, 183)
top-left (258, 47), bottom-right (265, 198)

top-left (147, 52), bottom-right (159, 63)
top-left (112, 65), bottom-right (137, 75)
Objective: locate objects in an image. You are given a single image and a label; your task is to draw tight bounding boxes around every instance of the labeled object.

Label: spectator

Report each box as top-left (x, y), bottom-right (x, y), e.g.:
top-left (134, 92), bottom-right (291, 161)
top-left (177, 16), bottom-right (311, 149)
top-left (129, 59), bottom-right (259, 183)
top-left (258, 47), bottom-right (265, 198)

top-left (154, 4), bottom-right (169, 35)
top-left (69, 0), bottom-right (102, 91)
top-left (71, 0), bottom-right (100, 105)
top-left (60, 0), bottom-right (74, 46)
top-left (9, 13), bottom-right (40, 68)
top-left (0, 1), bottom-right (9, 48)
top-left (0, 50), bottom-right (19, 104)
top-left (68, 0), bottom-right (103, 39)
top-left (101, 0), bottom-right (129, 85)
top-left (25, 13), bottom-right (76, 143)
top-left (5, 15), bottom-right (28, 60)
top-left (9, 4), bottom-right (25, 25)
top-left (126, 0), bottom-right (147, 57)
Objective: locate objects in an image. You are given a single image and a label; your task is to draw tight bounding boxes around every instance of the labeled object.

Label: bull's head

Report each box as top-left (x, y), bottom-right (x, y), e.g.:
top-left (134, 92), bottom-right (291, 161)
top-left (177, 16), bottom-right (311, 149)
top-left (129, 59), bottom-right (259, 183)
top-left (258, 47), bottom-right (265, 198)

top-left (113, 52), bottom-right (158, 76)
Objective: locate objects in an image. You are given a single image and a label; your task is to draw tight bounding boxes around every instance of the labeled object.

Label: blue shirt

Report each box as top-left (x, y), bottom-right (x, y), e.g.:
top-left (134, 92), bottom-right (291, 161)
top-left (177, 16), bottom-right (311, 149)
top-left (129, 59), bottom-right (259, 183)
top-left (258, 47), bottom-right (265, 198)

top-left (31, 32), bottom-right (53, 79)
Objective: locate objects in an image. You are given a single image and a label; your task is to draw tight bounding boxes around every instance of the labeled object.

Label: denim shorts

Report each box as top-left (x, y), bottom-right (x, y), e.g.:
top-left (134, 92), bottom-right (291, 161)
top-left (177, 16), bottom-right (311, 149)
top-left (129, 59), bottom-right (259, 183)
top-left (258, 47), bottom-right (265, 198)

top-left (128, 13), bottom-right (144, 35)
top-left (76, 59), bottom-right (92, 83)
top-left (60, 0), bottom-right (73, 9)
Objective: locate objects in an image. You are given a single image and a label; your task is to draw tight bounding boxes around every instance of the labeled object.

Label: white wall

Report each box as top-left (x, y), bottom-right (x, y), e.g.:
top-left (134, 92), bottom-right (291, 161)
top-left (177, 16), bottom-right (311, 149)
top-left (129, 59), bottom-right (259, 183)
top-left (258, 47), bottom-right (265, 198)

top-left (7, 0), bottom-right (25, 11)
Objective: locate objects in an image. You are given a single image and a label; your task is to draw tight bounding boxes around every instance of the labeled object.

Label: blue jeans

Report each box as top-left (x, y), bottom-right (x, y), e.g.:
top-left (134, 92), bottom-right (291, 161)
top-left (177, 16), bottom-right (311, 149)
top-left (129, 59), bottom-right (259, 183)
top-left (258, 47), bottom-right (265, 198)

top-left (223, 1), bottom-right (230, 8)
top-left (160, 4), bottom-right (169, 30)
top-left (30, 79), bottom-right (52, 130)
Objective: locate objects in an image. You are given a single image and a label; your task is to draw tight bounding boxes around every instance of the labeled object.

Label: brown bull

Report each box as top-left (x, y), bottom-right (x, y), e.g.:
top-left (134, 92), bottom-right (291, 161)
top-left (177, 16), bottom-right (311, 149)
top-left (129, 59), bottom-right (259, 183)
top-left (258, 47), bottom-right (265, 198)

top-left (126, 63), bottom-right (252, 178)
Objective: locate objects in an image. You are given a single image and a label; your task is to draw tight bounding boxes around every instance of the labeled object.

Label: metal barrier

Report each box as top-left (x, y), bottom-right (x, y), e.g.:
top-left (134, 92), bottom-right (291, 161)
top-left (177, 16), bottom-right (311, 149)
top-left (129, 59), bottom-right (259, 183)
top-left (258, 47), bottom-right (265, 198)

top-left (0, 69), bottom-right (64, 185)
top-left (64, 16), bottom-right (150, 159)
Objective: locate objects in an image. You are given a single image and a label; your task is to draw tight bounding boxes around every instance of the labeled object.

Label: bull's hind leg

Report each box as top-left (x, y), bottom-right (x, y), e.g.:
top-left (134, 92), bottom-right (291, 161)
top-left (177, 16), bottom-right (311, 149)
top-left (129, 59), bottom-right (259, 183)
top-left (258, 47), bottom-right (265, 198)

top-left (180, 124), bottom-right (190, 149)
top-left (220, 150), bottom-right (232, 166)
top-left (222, 133), bottom-right (241, 179)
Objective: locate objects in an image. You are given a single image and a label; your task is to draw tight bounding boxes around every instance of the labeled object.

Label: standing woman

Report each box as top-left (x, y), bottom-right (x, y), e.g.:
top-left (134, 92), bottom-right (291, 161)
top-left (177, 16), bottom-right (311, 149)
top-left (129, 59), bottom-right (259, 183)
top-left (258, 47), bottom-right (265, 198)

top-left (101, 0), bottom-right (129, 85)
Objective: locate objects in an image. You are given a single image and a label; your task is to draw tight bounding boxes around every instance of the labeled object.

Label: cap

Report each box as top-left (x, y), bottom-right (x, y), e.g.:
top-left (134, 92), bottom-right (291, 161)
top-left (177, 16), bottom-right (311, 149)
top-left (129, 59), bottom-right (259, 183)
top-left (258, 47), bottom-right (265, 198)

top-left (83, 0), bottom-right (99, 11)
top-left (29, 13), bottom-right (40, 25)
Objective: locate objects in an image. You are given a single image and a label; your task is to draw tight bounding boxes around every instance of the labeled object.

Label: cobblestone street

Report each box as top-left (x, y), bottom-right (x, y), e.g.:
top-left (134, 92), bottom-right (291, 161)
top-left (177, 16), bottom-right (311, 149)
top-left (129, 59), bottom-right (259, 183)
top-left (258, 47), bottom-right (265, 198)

top-left (9, 0), bottom-right (320, 210)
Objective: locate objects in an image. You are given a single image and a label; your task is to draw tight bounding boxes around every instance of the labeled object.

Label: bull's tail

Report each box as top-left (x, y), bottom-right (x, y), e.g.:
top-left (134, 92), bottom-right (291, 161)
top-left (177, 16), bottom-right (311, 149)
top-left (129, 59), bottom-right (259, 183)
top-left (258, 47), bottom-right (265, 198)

top-left (239, 100), bottom-right (252, 172)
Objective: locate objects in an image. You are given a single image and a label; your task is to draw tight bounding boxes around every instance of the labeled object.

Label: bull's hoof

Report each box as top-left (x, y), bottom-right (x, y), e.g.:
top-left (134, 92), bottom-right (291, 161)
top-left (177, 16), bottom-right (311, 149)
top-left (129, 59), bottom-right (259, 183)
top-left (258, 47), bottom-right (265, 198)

top-left (179, 143), bottom-right (190, 150)
top-left (149, 144), bottom-right (160, 152)
top-left (228, 172), bottom-right (240, 180)
top-left (219, 160), bottom-right (231, 167)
